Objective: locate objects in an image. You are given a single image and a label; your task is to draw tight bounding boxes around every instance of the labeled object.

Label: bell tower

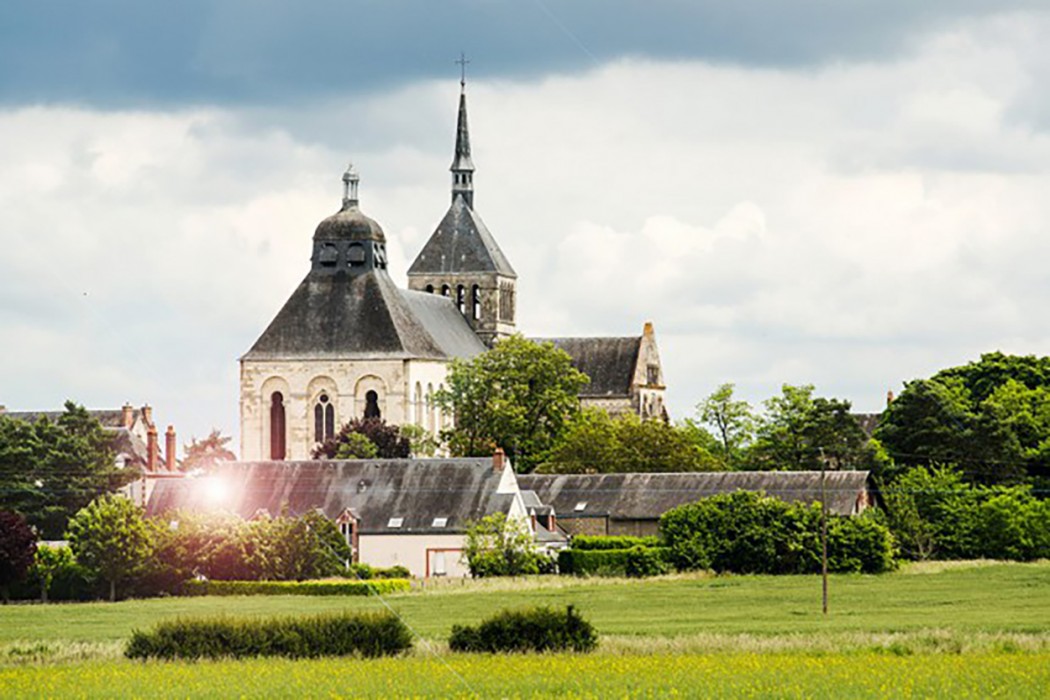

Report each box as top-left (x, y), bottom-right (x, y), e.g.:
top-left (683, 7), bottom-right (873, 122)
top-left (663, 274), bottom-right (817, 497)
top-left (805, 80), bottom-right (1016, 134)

top-left (407, 72), bottom-right (517, 347)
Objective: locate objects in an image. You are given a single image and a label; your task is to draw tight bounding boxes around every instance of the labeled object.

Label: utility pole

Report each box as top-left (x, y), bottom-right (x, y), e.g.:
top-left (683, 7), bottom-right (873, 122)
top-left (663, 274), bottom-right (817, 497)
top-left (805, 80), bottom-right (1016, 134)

top-left (819, 446), bottom-right (828, 616)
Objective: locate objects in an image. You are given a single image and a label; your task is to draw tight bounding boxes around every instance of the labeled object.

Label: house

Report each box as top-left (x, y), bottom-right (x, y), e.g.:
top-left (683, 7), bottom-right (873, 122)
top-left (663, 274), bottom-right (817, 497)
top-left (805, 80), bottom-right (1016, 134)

top-left (146, 451), bottom-right (536, 578)
top-left (518, 471), bottom-right (874, 537)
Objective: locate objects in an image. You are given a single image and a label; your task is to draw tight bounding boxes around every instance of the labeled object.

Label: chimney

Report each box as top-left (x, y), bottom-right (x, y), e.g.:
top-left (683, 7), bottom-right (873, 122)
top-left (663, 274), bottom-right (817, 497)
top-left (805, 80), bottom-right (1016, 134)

top-left (165, 425), bottom-right (177, 471)
top-left (121, 403), bottom-right (134, 429)
top-left (142, 404), bottom-right (154, 428)
top-left (887, 390), bottom-right (895, 406)
top-left (493, 447), bottom-right (505, 472)
top-left (147, 425), bottom-right (158, 472)
top-left (643, 321), bottom-right (654, 336)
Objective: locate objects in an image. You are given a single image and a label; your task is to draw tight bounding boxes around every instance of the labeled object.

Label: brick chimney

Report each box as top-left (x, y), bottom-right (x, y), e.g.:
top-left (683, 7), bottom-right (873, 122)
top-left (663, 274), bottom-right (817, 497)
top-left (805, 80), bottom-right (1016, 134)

top-left (142, 404), bottom-right (154, 428)
top-left (147, 425), bottom-right (158, 472)
top-left (121, 403), bottom-right (134, 429)
top-left (493, 447), bottom-right (505, 472)
top-left (643, 321), bottom-right (654, 336)
top-left (887, 390), bottom-right (895, 406)
top-left (165, 425), bottom-right (177, 471)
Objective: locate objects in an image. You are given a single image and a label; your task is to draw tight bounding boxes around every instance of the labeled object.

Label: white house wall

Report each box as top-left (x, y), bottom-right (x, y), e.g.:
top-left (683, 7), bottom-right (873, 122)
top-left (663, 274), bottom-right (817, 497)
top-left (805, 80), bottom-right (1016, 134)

top-left (358, 533), bottom-right (470, 578)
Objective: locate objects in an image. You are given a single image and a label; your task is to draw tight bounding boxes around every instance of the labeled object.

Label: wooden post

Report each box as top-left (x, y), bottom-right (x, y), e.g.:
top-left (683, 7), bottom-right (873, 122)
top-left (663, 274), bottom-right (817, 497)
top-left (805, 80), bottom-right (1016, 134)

top-left (820, 447), bottom-right (828, 616)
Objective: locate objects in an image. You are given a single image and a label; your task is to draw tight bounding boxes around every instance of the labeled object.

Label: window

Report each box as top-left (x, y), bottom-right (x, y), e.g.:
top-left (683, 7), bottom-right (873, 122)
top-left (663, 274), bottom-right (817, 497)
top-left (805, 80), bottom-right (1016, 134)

top-left (574, 502), bottom-right (587, 512)
top-left (433, 551), bottom-right (447, 576)
top-left (441, 284), bottom-right (451, 297)
top-left (647, 364), bottom-right (660, 386)
top-left (472, 285), bottom-right (481, 320)
top-left (347, 243), bottom-right (365, 266)
top-left (425, 284), bottom-right (434, 294)
top-left (432, 517), bottom-right (448, 528)
top-left (387, 517), bottom-right (404, 529)
top-left (414, 382), bottom-right (423, 425)
top-left (318, 244), bottom-right (338, 267)
top-left (269, 392), bottom-right (286, 460)
top-left (314, 393), bottom-right (335, 443)
top-left (364, 389), bottom-right (381, 419)
top-left (456, 285), bottom-right (466, 314)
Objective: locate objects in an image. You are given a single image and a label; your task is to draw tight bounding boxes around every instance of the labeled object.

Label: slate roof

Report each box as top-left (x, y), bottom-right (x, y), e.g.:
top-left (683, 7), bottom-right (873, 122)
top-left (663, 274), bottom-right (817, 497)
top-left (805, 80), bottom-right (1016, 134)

top-left (407, 195), bottom-right (516, 277)
top-left (243, 269), bottom-right (485, 361)
top-left (517, 471), bottom-right (872, 519)
top-left (146, 459), bottom-right (515, 534)
top-left (531, 337), bottom-right (642, 397)
top-left (3, 408), bottom-right (132, 428)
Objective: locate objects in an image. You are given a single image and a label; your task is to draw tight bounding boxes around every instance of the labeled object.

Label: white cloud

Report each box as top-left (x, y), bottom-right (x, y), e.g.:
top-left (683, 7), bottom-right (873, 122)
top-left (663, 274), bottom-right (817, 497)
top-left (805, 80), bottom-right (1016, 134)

top-left (2, 11), bottom-right (1050, 448)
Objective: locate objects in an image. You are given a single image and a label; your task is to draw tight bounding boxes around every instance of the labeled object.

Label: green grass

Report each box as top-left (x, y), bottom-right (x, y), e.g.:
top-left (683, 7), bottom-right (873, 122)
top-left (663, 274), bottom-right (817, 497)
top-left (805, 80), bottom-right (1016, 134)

top-left (1, 561), bottom-right (1048, 645)
top-left (1, 652), bottom-right (1047, 698)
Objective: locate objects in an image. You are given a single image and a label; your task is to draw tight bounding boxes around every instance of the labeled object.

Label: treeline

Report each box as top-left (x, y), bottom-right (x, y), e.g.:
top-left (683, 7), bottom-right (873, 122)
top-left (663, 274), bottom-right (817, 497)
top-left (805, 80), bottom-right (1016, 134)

top-left (1, 496), bottom-right (405, 603)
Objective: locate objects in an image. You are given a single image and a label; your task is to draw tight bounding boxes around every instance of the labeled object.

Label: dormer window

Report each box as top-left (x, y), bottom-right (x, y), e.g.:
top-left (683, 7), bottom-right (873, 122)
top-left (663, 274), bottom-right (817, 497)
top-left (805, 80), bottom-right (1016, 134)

top-left (318, 244), bottom-right (338, 267)
top-left (647, 364), bottom-right (660, 386)
top-left (347, 243), bottom-right (366, 266)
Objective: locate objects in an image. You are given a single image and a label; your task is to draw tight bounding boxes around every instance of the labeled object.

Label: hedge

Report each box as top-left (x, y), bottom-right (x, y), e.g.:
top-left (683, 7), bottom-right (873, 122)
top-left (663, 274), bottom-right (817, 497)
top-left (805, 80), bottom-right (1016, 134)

top-left (126, 611), bottom-right (412, 660)
top-left (449, 605), bottom-right (597, 653)
top-left (181, 579), bottom-right (411, 597)
top-left (558, 547), bottom-right (672, 577)
top-left (570, 535), bottom-right (661, 551)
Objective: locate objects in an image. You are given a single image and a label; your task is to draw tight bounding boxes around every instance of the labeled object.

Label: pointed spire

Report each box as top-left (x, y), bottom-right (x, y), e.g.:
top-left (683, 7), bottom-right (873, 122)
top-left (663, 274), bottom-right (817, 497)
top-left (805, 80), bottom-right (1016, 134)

top-left (342, 162), bottom-right (359, 209)
top-left (451, 56), bottom-right (475, 208)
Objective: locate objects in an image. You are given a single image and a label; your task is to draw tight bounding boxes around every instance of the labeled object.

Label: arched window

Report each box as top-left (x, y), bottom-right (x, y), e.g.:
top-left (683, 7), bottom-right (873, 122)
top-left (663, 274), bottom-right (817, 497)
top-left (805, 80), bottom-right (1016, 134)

top-left (472, 285), bottom-right (481, 320)
top-left (314, 393), bottom-right (335, 443)
top-left (456, 285), bottom-right (466, 314)
top-left (347, 243), bottom-right (366, 266)
top-left (414, 382), bottom-right (423, 426)
top-left (426, 383), bottom-right (435, 433)
top-left (270, 392), bottom-right (286, 460)
top-left (441, 284), bottom-right (451, 297)
top-left (318, 244), bottom-right (338, 267)
top-left (364, 390), bottom-right (381, 419)
top-left (425, 284), bottom-right (434, 294)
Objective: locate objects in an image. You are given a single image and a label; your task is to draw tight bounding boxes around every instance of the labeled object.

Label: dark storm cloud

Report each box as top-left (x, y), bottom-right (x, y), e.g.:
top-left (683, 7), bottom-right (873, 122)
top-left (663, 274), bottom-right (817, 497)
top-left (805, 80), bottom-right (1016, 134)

top-left (0, 0), bottom-right (1037, 108)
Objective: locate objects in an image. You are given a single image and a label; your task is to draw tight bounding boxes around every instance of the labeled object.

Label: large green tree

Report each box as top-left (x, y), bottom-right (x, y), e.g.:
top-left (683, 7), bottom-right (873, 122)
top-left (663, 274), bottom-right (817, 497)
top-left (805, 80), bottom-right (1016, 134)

top-left (0, 510), bottom-right (37, 603)
top-left (0, 402), bottom-right (135, 538)
top-left (436, 335), bottom-right (589, 471)
top-left (695, 383), bottom-right (756, 467)
top-left (66, 494), bottom-right (153, 601)
top-left (877, 353), bottom-right (1050, 485)
top-left (749, 384), bottom-right (874, 472)
top-left (181, 429), bottom-right (236, 472)
top-left (538, 409), bottom-right (719, 473)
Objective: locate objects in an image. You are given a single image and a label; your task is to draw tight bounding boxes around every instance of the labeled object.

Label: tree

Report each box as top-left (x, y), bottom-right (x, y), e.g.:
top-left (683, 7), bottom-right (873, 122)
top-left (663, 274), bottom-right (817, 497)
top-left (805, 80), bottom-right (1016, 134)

top-left (876, 353), bottom-right (1050, 486)
top-left (696, 383), bottom-right (756, 467)
top-left (0, 402), bottom-right (135, 538)
top-left (538, 410), bottom-right (719, 473)
top-left (463, 513), bottom-right (546, 577)
top-left (436, 335), bottom-right (589, 471)
top-left (66, 494), bottom-right (153, 601)
top-left (0, 510), bottom-right (36, 603)
top-left (749, 385), bottom-right (872, 472)
top-left (181, 429), bottom-right (236, 472)
top-left (313, 418), bottom-right (409, 460)
top-left (399, 424), bottom-right (439, 457)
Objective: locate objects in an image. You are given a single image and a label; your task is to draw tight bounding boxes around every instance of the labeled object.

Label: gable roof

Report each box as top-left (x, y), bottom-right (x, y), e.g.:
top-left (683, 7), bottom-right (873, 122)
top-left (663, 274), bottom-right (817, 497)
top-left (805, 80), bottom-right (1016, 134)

top-left (407, 196), bottom-right (516, 277)
top-left (146, 458), bottom-right (515, 534)
top-left (517, 471), bottom-right (872, 519)
top-left (242, 269), bottom-right (484, 361)
top-left (532, 337), bottom-right (642, 397)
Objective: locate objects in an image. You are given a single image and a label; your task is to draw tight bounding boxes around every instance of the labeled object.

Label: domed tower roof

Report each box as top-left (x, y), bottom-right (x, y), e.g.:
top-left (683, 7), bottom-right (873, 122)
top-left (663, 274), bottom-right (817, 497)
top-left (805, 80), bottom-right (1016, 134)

top-left (313, 165), bottom-right (385, 242)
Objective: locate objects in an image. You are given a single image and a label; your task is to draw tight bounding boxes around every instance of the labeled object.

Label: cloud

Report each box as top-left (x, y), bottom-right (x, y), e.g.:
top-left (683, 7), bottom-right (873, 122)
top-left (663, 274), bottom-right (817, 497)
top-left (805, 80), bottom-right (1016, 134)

top-left (2, 10), bottom-right (1050, 449)
top-left (1, 2), bottom-right (1044, 108)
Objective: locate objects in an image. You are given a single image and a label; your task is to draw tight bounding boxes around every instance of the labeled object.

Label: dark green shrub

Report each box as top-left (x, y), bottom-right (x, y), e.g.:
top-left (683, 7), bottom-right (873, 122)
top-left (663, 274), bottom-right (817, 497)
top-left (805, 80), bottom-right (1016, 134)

top-left (181, 579), bottom-right (410, 597)
top-left (125, 611), bottom-right (412, 660)
top-left (827, 513), bottom-right (897, 573)
top-left (571, 535), bottom-right (661, 551)
top-left (448, 605), bottom-right (597, 653)
top-left (343, 563), bottom-right (411, 580)
top-left (558, 547), bottom-right (671, 577)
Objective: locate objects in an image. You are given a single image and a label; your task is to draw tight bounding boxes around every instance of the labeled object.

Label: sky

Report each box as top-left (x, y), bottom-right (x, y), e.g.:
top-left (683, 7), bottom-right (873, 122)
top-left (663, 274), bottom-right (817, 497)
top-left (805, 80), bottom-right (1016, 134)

top-left (2, 1), bottom-right (1050, 455)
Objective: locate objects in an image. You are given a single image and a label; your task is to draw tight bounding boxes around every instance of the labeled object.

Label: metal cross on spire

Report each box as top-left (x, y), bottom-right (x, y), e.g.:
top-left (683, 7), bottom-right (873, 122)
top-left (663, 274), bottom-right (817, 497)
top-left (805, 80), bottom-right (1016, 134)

top-left (455, 52), bottom-right (470, 88)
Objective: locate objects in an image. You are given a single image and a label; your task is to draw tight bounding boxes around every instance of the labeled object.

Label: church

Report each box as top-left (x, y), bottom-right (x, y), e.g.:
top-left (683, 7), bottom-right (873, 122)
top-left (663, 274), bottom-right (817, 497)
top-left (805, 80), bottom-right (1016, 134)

top-left (239, 81), bottom-right (668, 461)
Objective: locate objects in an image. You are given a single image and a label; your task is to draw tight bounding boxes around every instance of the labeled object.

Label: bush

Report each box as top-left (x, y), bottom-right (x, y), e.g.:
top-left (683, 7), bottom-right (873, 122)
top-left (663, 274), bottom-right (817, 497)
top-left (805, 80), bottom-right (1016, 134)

top-left (464, 513), bottom-right (548, 577)
top-left (558, 547), bottom-right (672, 577)
top-left (661, 491), bottom-right (896, 575)
top-left (181, 579), bottom-right (410, 597)
top-left (344, 563), bottom-right (412, 580)
top-left (570, 535), bottom-right (661, 551)
top-left (125, 611), bottom-right (412, 660)
top-left (448, 605), bottom-right (597, 653)
top-left (9, 544), bottom-right (101, 602)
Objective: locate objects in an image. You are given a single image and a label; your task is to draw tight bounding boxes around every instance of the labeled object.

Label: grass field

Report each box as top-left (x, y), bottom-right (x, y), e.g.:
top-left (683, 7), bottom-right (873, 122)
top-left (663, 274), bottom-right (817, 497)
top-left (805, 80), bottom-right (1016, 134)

top-left (0, 561), bottom-right (1047, 698)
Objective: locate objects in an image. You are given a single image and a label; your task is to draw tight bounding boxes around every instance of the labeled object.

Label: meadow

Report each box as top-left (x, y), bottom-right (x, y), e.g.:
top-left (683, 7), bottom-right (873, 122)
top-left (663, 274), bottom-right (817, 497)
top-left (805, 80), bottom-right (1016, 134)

top-left (0, 561), bottom-right (1048, 698)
